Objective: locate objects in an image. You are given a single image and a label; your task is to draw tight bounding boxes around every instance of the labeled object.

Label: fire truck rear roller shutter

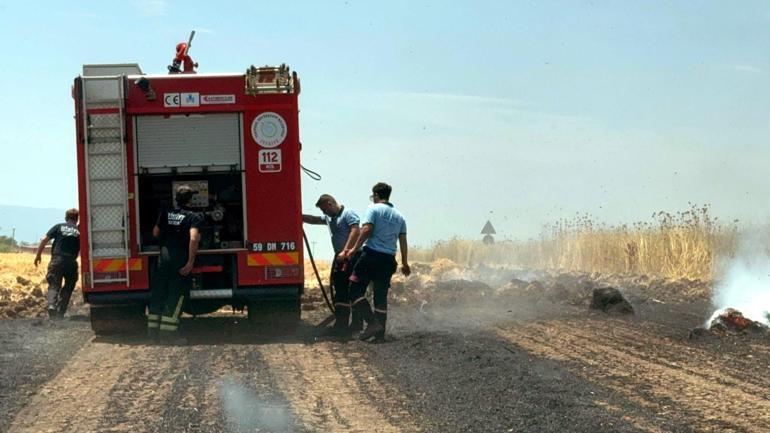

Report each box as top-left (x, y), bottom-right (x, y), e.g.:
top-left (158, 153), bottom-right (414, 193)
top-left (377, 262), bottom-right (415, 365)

top-left (135, 113), bottom-right (241, 171)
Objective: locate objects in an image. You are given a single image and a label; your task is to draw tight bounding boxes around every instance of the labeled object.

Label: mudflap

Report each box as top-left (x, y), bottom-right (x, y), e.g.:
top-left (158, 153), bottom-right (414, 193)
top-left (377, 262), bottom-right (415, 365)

top-left (246, 298), bottom-right (301, 334)
top-left (90, 304), bottom-right (146, 335)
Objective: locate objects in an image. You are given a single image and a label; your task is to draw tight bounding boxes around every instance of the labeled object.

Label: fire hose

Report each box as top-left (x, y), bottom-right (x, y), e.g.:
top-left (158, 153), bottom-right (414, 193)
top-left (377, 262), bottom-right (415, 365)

top-left (299, 161), bottom-right (335, 321)
top-left (303, 230), bottom-right (335, 315)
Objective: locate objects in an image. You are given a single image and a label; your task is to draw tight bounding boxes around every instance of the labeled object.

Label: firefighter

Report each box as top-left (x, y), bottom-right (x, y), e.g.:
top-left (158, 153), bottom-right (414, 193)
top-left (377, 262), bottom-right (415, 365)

top-left (34, 208), bottom-right (81, 319)
top-left (346, 182), bottom-right (410, 342)
top-left (147, 185), bottom-right (202, 343)
top-left (303, 194), bottom-right (361, 335)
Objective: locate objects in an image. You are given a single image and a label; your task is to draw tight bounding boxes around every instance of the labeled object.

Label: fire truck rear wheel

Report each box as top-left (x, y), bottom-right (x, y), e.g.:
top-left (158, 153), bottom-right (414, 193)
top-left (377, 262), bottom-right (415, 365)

top-left (184, 300), bottom-right (226, 316)
top-left (246, 298), bottom-right (301, 334)
top-left (90, 305), bottom-right (146, 335)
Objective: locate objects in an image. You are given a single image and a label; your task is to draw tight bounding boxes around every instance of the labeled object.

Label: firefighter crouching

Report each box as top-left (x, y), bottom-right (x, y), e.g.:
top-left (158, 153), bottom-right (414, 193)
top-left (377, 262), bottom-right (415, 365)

top-left (147, 185), bottom-right (202, 343)
top-left (345, 182), bottom-right (410, 342)
top-left (303, 194), bottom-right (361, 335)
top-left (34, 208), bottom-right (81, 319)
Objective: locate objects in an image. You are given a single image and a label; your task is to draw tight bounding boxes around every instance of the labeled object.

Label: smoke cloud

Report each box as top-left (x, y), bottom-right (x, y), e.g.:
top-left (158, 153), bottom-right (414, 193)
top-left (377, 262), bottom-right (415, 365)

top-left (710, 234), bottom-right (770, 326)
top-left (389, 267), bottom-right (563, 335)
top-left (218, 378), bottom-right (292, 432)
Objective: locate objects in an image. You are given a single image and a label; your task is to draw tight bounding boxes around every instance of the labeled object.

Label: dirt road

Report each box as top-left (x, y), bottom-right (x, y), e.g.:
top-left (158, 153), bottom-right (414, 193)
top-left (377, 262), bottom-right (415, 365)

top-left (1, 292), bottom-right (769, 433)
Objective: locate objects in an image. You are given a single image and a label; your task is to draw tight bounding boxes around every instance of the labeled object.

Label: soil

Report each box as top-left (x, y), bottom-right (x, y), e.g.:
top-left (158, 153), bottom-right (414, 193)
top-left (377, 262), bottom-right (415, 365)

top-left (1, 258), bottom-right (769, 432)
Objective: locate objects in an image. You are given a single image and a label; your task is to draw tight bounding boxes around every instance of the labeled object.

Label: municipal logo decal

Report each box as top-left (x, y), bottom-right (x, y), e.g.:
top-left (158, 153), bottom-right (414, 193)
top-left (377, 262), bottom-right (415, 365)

top-left (251, 112), bottom-right (287, 148)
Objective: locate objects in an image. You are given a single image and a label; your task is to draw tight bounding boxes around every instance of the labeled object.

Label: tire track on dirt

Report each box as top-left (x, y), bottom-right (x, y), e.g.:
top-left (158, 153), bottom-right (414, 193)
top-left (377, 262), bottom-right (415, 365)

top-left (568, 319), bottom-right (770, 395)
top-left (97, 342), bottom-right (302, 433)
top-left (498, 322), bottom-right (770, 433)
top-left (95, 346), bottom-right (181, 432)
top-left (7, 340), bottom-right (134, 433)
top-left (259, 342), bottom-right (418, 433)
top-left (212, 345), bottom-right (302, 433)
top-left (593, 319), bottom-right (770, 388)
top-left (500, 327), bottom-right (745, 433)
top-left (592, 399), bottom-right (669, 433)
top-left (157, 348), bottom-right (208, 432)
top-left (0, 319), bottom-right (92, 433)
top-left (6, 337), bottom-right (306, 433)
top-left (337, 349), bottom-right (421, 429)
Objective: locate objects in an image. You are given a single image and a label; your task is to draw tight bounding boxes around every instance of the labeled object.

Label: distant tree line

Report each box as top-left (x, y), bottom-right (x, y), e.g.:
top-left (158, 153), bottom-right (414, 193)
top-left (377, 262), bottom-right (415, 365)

top-left (0, 235), bottom-right (18, 253)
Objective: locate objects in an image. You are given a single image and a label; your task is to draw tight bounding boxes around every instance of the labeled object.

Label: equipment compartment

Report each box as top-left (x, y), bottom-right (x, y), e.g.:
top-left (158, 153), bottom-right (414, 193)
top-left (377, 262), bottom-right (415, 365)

top-left (137, 172), bottom-right (244, 251)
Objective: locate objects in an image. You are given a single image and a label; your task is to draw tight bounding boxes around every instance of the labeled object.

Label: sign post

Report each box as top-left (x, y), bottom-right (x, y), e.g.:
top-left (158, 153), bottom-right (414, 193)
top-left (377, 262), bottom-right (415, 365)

top-left (481, 220), bottom-right (496, 245)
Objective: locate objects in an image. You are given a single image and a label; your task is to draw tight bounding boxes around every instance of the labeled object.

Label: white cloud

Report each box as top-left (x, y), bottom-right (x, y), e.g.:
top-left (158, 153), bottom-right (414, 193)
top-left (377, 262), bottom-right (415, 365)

top-left (131, 0), bottom-right (168, 17)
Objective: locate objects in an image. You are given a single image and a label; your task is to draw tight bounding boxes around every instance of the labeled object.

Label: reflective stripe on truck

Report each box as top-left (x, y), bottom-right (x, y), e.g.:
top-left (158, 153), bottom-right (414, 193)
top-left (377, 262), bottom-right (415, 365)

top-left (247, 252), bottom-right (299, 266)
top-left (93, 258), bottom-right (142, 272)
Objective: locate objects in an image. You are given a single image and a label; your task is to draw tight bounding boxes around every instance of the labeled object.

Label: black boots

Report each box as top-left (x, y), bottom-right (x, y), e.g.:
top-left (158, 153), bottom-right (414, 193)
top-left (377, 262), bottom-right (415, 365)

top-left (323, 305), bottom-right (351, 336)
top-left (353, 299), bottom-right (383, 341)
top-left (373, 311), bottom-right (387, 342)
top-left (350, 310), bottom-right (363, 332)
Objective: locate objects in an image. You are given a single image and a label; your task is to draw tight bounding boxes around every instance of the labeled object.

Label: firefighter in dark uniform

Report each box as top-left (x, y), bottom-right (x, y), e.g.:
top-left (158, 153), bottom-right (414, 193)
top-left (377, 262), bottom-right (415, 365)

top-left (34, 208), bottom-right (81, 319)
top-left (303, 194), bottom-right (361, 335)
top-left (347, 183), bottom-right (410, 342)
top-left (147, 185), bottom-right (202, 341)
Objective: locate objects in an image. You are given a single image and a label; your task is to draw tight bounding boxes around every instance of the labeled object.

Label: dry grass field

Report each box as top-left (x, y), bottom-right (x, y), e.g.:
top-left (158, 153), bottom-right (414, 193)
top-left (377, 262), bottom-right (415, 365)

top-left (0, 252), bottom-right (51, 318)
top-left (413, 205), bottom-right (738, 281)
top-left (0, 205), bottom-right (739, 318)
top-left (0, 253), bottom-right (333, 319)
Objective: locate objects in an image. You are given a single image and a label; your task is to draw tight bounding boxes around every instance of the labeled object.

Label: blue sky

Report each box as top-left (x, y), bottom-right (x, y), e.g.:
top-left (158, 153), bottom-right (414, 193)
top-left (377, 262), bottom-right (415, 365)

top-left (1, 1), bottom-right (769, 254)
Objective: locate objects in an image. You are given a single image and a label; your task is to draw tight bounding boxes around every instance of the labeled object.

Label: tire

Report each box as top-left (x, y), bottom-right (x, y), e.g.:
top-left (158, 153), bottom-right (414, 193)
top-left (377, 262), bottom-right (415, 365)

top-left (184, 299), bottom-right (226, 316)
top-left (90, 304), bottom-right (146, 335)
top-left (247, 298), bottom-right (301, 334)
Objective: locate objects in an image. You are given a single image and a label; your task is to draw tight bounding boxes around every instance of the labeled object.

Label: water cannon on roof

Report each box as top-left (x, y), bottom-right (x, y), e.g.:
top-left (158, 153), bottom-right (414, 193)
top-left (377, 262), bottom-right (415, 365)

top-left (168, 30), bottom-right (198, 74)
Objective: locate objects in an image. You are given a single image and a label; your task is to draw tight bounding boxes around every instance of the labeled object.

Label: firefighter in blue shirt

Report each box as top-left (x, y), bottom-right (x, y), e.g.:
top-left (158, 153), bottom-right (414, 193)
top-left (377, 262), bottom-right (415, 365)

top-left (147, 185), bottom-right (202, 342)
top-left (346, 183), bottom-right (410, 342)
top-left (34, 208), bottom-right (81, 319)
top-left (303, 194), bottom-right (361, 334)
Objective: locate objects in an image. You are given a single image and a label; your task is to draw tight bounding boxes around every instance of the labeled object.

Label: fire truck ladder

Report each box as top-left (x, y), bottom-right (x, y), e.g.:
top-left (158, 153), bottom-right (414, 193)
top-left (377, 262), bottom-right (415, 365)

top-left (81, 75), bottom-right (131, 286)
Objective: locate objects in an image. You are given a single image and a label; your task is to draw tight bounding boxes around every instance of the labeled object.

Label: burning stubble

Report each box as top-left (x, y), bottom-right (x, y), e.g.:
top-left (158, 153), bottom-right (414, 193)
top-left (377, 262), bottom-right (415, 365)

top-left (387, 266), bottom-right (567, 336)
top-left (710, 234), bottom-right (770, 326)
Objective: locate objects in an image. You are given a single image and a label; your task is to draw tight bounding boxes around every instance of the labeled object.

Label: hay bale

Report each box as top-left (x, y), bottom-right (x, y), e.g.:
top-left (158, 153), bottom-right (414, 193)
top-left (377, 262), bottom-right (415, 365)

top-left (589, 287), bottom-right (634, 314)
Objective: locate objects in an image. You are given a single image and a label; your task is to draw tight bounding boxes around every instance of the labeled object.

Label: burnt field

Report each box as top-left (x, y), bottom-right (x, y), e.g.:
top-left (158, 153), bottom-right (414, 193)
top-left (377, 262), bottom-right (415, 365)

top-left (1, 257), bottom-right (769, 432)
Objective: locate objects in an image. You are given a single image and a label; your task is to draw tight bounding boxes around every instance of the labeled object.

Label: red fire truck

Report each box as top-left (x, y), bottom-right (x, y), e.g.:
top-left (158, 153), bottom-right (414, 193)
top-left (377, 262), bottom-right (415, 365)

top-left (73, 60), bottom-right (304, 334)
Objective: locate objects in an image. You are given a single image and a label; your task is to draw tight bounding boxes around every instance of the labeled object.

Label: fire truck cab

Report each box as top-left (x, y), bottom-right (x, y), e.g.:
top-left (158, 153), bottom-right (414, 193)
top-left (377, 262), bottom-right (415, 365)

top-left (73, 63), bottom-right (304, 334)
